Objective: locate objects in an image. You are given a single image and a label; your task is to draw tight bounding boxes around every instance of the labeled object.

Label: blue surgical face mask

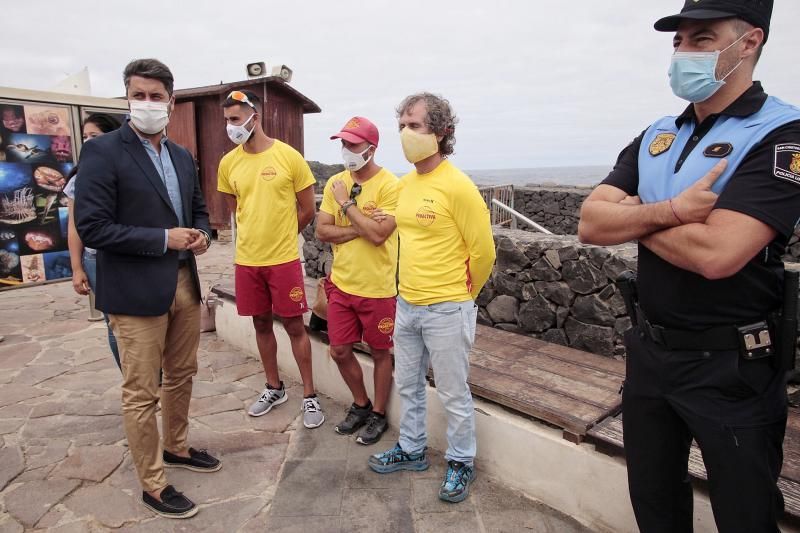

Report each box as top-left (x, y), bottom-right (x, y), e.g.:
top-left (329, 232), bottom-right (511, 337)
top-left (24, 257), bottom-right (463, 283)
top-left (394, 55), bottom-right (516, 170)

top-left (668, 31), bottom-right (750, 103)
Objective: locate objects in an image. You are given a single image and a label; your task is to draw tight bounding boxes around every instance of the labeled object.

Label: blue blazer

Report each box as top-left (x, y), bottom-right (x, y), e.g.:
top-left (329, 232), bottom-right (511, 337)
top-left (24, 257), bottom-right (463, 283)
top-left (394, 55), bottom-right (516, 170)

top-left (75, 122), bottom-right (211, 316)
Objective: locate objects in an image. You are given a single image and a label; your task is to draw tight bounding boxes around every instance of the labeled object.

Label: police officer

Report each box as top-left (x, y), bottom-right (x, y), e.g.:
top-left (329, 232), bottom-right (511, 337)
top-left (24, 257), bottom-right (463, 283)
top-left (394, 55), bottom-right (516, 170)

top-left (578, 1), bottom-right (800, 532)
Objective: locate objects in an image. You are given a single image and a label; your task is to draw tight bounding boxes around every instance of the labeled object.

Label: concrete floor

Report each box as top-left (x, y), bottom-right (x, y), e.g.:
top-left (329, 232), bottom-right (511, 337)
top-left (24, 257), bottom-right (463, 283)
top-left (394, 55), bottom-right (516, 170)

top-left (0, 242), bottom-right (591, 532)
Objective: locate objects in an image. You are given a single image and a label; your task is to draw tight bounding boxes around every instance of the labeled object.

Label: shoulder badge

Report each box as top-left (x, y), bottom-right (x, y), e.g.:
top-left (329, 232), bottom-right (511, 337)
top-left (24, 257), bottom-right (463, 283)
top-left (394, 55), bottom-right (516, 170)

top-left (649, 133), bottom-right (676, 156)
top-left (703, 142), bottom-right (733, 158)
top-left (774, 143), bottom-right (800, 186)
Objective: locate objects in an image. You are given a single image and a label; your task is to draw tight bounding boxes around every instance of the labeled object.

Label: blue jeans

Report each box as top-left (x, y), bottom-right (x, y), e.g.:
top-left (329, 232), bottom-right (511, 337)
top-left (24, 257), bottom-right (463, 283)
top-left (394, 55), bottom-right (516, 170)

top-left (394, 297), bottom-right (478, 465)
top-left (82, 251), bottom-right (121, 371)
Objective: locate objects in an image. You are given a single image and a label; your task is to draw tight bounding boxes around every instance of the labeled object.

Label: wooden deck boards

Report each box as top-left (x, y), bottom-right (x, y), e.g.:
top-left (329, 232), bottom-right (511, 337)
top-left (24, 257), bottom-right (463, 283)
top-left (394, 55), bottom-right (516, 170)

top-left (466, 326), bottom-right (624, 441)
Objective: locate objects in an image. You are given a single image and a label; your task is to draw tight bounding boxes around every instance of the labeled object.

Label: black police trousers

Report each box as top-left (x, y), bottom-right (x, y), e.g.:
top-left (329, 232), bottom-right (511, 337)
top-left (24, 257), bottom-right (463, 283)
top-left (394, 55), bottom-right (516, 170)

top-left (622, 327), bottom-right (787, 533)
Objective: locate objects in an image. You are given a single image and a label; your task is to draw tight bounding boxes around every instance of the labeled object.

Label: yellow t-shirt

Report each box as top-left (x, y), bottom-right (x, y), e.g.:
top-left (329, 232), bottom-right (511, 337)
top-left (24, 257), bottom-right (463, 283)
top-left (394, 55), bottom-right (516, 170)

top-left (396, 160), bottom-right (496, 305)
top-left (217, 140), bottom-right (316, 266)
top-left (320, 168), bottom-right (399, 298)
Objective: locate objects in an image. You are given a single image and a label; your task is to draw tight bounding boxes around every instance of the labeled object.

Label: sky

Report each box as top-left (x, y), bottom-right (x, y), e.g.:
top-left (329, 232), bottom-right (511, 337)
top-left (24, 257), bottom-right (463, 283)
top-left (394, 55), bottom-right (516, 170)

top-left (2, 1), bottom-right (799, 173)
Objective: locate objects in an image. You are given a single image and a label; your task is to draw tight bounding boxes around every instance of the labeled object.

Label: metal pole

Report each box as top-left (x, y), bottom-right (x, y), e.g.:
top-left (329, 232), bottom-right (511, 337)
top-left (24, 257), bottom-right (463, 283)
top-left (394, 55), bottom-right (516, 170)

top-left (490, 198), bottom-right (553, 234)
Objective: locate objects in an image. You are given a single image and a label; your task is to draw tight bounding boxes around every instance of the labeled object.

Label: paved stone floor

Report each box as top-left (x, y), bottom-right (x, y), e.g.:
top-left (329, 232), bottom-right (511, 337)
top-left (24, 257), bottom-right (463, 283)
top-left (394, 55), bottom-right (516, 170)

top-left (0, 242), bottom-right (591, 532)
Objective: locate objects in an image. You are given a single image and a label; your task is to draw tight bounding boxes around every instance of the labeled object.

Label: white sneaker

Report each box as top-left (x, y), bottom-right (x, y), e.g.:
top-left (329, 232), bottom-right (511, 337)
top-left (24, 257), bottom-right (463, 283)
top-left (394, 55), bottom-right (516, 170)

top-left (302, 396), bottom-right (325, 428)
top-left (248, 383), bottom-right (288, 417)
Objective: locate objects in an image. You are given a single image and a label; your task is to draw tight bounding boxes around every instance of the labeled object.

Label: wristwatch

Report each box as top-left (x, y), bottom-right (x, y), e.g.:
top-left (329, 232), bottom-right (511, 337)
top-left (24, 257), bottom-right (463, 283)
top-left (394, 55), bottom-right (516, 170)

top-left (341, 200), bottom-right (356, 216)
top-left (198, 229), bottom-right (212, 248)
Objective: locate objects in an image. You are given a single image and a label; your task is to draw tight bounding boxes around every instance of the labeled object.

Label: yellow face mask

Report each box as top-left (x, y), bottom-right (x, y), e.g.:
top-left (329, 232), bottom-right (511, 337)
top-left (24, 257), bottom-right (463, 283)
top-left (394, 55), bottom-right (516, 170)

top-left (400, 127), bottom-right (439, 164)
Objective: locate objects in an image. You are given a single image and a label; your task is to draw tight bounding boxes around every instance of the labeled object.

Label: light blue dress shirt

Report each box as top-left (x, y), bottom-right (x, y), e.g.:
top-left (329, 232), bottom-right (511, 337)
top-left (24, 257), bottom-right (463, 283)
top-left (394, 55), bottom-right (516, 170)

top-left (137, 134), bottom-right (187, 258)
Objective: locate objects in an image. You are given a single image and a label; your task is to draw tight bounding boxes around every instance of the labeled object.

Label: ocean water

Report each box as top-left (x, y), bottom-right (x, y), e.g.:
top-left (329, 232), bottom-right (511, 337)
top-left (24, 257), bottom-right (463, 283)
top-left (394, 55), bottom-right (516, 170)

top-left (465, 165), bottom-right (611, 188)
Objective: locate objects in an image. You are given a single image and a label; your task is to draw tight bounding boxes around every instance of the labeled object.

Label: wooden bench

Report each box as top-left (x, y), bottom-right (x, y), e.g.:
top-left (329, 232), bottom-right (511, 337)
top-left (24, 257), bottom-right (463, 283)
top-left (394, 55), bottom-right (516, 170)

top-left (464, 325), bottom-right (624, 443)
top-left (588, 408), bottom-right (800, 522)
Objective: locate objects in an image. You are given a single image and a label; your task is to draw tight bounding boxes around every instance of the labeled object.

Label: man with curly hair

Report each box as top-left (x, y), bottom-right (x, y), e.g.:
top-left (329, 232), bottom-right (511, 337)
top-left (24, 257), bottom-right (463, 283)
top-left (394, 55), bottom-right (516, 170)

top-left (368, 93), bottom-right (496, 503)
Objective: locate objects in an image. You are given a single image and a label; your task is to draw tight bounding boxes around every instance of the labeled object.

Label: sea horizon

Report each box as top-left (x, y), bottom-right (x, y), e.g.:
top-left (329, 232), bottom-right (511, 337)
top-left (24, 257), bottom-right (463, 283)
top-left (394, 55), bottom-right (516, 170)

top-left (465, 165), bottom-right (611, 188)
top-left (382, 164), bottom-right (612, 188)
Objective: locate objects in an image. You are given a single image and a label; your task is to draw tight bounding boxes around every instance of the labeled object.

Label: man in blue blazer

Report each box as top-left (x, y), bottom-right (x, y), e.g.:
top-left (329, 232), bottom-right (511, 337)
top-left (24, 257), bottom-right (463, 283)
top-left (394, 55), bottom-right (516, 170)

top-left (75, 58), bottom-right (220, 520)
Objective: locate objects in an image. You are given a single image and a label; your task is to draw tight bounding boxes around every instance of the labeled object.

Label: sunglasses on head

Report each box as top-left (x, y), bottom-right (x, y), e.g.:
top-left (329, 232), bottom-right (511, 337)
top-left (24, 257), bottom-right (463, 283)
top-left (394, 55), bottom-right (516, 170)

top-left (227, 90), bottom-right (256, 110)
top-left (350, 183), bottom-right (362, 200)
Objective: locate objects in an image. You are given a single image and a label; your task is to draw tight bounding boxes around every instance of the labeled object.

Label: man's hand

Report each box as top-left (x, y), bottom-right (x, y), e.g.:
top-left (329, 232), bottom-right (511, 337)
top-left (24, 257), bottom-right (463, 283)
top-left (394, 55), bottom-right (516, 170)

top-left (331, 180), bottom-right (349, 206)
top-left (71, 269), bottom-right (90, 295)
top-left (188, 230), bottom-right (208, 256)
top-left (370, 208), bottom-right (388, 223)
top-left (167, 228), bottom-right (201, 251)
top-left (671, 160), bottom-right (727, 224)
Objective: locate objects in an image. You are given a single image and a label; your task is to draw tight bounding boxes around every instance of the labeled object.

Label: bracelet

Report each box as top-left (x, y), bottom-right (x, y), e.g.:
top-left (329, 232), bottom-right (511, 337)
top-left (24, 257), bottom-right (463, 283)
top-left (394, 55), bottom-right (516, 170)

top-left (341, 200), bottom-right (356, 216)
top-left (197, 229), bottom-right (212, 248)
top-left (669, 199), bottom-right (684, 225)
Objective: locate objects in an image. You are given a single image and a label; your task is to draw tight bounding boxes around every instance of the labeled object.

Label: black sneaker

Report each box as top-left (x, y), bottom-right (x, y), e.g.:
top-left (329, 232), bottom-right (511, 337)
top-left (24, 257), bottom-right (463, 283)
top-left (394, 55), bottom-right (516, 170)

top-left (163, 448), bottom-right (222, 473)
top-left (142, 485), bottom-right (198, 519)
top-left (334, 401), bottom-right (372, 435)
top-left (356, 412), bottom-right (388, 445)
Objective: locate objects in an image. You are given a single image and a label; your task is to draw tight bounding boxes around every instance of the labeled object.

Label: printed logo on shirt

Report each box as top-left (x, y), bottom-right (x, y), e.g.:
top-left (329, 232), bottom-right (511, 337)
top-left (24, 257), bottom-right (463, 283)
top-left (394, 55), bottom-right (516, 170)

top-left (649, 133), bottom-right (676, 156)
top-left (260, 166), bottom-right (277, 181)
top-left (703, 142), bottom-right (733, 158)
top-left (289, 286), bottom-right (304, 302)
top-left (416, 205), bottom-right (436, 227)
top-left (377, 317), bottom-right (394, 334)
top-left (361, 201), bottom-right (378, 217)
top-left (773, 143), bottom-right (800, 185)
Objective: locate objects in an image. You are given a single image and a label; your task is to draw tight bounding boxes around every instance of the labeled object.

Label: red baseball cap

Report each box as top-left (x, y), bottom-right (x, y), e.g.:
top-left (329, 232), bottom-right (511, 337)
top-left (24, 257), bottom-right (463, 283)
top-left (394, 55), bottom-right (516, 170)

top-left (330, 116), bottom-right (379, 146)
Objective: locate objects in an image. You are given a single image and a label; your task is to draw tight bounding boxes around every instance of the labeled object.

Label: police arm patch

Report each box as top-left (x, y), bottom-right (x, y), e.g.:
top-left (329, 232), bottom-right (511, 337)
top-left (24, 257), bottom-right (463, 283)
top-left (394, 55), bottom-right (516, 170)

top-left (773, 143), bottom-right (800, 185)
top-left (649, 133), bottom-right (676, 156)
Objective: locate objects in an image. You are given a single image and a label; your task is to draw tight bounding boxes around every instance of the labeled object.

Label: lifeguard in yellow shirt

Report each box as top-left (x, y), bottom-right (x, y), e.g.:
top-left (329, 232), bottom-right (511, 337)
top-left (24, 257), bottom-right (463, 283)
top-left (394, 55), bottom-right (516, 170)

top-left (368, 93), bottom-right (496, 504)
top-left (316, 116), bottom-right (399, 446)
top-left (217, 90), bottom-right (323, 430)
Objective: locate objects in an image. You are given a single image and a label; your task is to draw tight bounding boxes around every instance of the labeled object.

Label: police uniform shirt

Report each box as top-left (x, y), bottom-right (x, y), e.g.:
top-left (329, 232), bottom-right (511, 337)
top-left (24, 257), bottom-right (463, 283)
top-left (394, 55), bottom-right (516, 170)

top-left (602, 82), bottom-right (800, 330)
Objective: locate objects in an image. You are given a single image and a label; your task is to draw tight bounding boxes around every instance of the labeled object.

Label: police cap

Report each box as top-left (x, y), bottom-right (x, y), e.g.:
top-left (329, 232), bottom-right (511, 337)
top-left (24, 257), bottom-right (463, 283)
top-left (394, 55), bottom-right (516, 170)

top-left (655, 0), bottom-right (774, 43)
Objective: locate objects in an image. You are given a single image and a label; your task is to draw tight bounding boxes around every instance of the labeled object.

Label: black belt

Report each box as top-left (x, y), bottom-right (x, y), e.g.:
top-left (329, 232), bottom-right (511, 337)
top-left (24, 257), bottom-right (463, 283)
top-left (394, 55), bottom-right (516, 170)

top-left (635, 307), bottom-right (741, 351)
top-left (178, 258), bottom-right (191, 268)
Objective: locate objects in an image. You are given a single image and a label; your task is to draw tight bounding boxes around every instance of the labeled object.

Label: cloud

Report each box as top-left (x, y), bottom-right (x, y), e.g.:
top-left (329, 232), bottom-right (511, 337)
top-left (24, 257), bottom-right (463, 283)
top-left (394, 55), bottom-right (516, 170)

top-left (2, 0), bottom-right (798, 172)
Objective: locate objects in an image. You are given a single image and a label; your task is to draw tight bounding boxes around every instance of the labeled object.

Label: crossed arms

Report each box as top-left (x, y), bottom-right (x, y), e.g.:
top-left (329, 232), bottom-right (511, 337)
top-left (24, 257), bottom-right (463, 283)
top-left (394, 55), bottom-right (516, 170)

top-left (578, 160), bottom-right (776, 280)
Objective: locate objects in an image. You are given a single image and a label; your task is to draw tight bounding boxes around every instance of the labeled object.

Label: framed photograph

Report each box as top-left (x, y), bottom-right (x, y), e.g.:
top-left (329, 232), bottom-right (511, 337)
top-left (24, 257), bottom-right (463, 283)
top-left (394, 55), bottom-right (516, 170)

top-left (0, 229), bottom-right (21, 286)
top-left (20, 253), bottom-right (45, 283)
top-left (24, 105), bottom-right (71, 136)
top-left (0, 163), bottom-right (35, 225)
top-left (5, 133), bottom-right (54, 164)
top-left (0, 104), bottom-right (27, 135)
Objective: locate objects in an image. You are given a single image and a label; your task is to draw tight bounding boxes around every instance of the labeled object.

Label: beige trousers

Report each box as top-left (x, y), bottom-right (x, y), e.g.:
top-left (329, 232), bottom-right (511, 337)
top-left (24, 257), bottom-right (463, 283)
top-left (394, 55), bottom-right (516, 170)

top-left (109, 267), bottom-right (200, 492)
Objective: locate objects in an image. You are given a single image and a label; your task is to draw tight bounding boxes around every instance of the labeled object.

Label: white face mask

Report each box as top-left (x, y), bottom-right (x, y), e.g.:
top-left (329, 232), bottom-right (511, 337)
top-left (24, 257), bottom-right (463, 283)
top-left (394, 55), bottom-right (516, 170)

top-left (129, 100), bottom-right (170, 135)
top-left (226, 113), bottom-right (256, 145)
top-left (341, 145), bottom-right (372, 171)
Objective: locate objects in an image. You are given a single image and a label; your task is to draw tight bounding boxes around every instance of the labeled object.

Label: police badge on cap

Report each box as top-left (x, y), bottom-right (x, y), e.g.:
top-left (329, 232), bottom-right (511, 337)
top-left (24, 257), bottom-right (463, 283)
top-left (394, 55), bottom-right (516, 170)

top-left (654, 0), bottom-right (774, 43)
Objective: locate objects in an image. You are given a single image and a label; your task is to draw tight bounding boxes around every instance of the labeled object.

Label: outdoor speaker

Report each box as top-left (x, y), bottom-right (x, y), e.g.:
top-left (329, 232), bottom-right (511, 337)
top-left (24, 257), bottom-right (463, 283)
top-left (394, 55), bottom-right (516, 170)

top-left (271, 65), bottom-right (293, 83)
top-left (246, 62), bottom-right (266, 78)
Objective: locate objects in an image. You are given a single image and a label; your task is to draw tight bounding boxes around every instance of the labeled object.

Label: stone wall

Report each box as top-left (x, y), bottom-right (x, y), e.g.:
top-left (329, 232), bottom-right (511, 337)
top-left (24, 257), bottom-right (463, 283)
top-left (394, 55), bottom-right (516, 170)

top-left (508, 185), bottom-right (800, 263)
top-left (511, 187), bottom-right (590, 235)
top-left (480, 229), bottom-right (636, 358)
top-left (786, 234), bottom-right (800, 264)
top-left (302, 219), bottom-right (332, 280)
